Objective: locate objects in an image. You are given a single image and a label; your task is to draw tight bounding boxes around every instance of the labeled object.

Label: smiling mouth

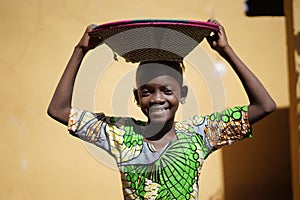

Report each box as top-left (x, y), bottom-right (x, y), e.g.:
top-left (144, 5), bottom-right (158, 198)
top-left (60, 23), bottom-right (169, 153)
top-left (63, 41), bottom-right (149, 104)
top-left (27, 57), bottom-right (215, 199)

top-left (150, 108), bottom-right (166, 112)
top-left (149, 106), bottom-right (169, 114)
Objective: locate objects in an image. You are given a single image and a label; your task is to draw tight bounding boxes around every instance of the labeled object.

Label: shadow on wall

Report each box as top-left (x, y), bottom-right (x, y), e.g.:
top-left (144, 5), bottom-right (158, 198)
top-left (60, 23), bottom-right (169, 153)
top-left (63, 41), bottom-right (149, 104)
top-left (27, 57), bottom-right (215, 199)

top-left (222, 108), bottom-right (293, 200)
top-left (208, 190), bottom-right (223, 200)
top-left (295, 31), bottom-right (300, 56)
top-left (294, 32), bottom-right (300, 161)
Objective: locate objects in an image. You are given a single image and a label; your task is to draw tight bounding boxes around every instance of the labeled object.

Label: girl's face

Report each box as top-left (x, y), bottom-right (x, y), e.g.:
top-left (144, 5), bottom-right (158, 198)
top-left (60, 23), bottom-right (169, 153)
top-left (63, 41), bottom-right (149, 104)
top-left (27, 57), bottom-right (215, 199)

top-left (134, 74), bottom-right (184, 124)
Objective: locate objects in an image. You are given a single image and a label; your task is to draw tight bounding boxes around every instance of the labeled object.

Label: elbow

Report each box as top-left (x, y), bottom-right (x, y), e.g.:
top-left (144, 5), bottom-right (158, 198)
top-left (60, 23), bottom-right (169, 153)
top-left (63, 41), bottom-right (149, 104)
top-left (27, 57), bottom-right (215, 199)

top-left (47, 105), bottom-right (58, 120)
top-left (249, 99), bottom-right (276, 124)
top-left (47, 104), bottom-right (62, 120)
top-left (47, 104), bottom-right (70, 125)
top-left (263, 99), bottom-right (277, 114)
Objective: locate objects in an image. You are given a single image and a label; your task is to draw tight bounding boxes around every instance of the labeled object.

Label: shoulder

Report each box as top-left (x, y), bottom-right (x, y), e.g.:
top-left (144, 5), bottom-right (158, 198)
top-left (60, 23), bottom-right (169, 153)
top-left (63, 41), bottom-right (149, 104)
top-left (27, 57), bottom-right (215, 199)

top-left (175, 115), bottom-right (206, 132)
top-left (68, 107), bottom-right (145, 133)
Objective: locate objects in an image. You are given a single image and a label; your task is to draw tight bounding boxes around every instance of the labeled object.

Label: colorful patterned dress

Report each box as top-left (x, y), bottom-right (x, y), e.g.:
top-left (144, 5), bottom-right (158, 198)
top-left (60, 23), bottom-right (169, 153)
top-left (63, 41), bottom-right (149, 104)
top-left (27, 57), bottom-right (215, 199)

top-left (68, 106), bottom-right (252, 200)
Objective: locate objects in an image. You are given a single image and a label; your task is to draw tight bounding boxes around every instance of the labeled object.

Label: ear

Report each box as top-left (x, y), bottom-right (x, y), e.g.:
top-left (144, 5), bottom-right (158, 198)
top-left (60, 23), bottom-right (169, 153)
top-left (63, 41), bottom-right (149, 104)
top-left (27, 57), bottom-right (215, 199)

top-left (180, 85), bottom-right (188, 104)
top-left (181, 85), bottom-right (188, 99)
top-left (133, 89), bottom-right (140, 105)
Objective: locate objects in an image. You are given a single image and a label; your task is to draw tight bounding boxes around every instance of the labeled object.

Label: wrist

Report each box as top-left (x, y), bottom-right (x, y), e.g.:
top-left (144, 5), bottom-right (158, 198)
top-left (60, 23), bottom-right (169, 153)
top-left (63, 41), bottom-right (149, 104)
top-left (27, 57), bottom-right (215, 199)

top-left (74, 45), bottom-right (87, 56)
top-left (222, 45), bottom-right (232, 52)
top-left (218, 45), bottom-right (232, 57)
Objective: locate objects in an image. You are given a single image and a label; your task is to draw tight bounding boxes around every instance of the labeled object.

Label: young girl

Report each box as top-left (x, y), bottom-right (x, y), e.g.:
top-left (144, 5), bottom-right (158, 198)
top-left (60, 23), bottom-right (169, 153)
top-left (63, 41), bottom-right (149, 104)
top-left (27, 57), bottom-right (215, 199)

top-left (48, 19), bottom-right (276, 199)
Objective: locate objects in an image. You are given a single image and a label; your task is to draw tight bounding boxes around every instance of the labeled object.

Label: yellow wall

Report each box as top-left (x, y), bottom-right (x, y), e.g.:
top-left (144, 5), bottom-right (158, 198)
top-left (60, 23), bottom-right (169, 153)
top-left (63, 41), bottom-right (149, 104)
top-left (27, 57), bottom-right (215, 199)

top-left (0, 0), bottom-right (288, 199)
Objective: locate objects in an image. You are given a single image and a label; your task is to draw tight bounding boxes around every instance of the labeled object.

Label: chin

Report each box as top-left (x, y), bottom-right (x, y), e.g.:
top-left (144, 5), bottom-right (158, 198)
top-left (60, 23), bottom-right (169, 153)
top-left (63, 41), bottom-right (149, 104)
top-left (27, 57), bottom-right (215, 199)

top-left (149, 119), bottom-right (167, 125)
top-left (148, 113), bottom-right (167, 123)
top-left (149, 114), bottom-right (175, 125)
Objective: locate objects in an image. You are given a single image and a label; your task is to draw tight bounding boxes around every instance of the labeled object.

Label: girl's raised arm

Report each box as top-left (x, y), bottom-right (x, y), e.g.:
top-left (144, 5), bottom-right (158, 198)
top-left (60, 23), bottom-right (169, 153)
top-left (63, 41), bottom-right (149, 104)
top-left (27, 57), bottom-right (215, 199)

top-left (47, 25), bottom-right (102, 125)
top-left (206, 19), bottom-right (276, 124)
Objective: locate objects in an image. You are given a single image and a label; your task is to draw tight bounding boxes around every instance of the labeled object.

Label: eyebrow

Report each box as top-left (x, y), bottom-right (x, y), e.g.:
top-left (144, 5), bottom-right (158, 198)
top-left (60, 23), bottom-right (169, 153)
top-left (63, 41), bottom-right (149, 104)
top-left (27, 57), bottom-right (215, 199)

top-left (138, 83), bottom-right (177, 90)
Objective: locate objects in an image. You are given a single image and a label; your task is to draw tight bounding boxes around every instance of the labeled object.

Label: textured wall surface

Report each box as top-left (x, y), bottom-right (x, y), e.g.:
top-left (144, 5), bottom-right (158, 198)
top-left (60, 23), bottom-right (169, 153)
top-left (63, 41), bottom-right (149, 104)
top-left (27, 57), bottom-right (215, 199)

top-left (0, 0), bottom-right (288, 199)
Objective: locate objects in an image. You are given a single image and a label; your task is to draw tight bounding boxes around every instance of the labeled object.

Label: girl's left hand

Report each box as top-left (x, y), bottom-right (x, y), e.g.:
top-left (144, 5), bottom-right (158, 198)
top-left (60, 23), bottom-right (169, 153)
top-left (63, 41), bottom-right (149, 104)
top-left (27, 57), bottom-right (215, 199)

top-left (206, 19), bottom-right (230, 53)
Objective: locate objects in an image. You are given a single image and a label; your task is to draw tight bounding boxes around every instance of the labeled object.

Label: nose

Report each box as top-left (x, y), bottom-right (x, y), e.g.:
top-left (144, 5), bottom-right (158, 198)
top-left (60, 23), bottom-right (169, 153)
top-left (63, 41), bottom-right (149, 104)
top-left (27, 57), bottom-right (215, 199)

top-left (149, 92), bottom-right (165, 104)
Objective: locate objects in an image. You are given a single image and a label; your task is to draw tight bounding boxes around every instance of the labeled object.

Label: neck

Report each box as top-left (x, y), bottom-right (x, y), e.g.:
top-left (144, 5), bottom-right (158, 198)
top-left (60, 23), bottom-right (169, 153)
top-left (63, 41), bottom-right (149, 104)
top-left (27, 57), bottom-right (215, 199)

top-left (143, 117), bottom-right (175, 141)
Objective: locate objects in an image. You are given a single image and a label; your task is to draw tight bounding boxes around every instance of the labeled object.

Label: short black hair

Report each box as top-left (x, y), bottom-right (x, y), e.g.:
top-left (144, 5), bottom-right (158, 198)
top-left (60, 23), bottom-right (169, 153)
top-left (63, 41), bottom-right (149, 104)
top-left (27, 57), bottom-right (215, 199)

top-left (136, 60), bottom-right (185, 87)
top-left (139, 60), bottom-right (184, 74)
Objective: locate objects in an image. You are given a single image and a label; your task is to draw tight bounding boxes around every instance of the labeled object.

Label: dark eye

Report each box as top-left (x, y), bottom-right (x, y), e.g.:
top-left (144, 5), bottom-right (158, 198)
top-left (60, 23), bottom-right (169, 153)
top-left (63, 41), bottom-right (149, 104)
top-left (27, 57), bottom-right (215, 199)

top-left (164, 89), bottom-right (173, 95)
top-left (140, 88), bottom-right (150, 96)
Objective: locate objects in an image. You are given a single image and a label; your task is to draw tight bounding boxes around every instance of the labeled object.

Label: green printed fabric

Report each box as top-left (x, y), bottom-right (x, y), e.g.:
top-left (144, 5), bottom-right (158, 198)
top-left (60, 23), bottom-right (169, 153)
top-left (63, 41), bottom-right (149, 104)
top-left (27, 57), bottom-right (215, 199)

top-left (68, 106), bottom-right (252, 199)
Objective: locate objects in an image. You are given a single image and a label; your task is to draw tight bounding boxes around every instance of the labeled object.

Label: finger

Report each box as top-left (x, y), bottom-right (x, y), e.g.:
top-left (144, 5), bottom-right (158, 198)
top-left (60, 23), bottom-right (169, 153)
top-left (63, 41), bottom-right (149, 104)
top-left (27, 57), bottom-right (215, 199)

top-left (208, 19), bottom-right (224, 34)
top-left (86, 24), bottom-right (103, 41)
top-left (86, 24), bottom-right (98, 33)
top-left (218, 23), bottom-right (224, 30)
top-left (217, 25), bottom-right (226, 37)
top-left (90, 24), bottom-right (98, 30)
top-left (207, 19), bottom-right (220, 25)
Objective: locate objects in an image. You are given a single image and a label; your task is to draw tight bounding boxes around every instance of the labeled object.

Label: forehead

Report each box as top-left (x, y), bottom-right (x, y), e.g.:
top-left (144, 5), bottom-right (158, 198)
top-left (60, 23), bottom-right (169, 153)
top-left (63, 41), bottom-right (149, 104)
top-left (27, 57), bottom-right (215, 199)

top-left (136, 62), bottom-right (183, 87)
top-left (139, 75), bottom-right (180, 88)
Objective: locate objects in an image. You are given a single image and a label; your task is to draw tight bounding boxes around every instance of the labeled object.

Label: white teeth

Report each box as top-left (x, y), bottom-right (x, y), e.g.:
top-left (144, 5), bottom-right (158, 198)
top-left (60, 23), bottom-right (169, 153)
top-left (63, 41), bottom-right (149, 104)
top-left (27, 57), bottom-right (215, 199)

top-left (150, 108), bottom-right (165, 112)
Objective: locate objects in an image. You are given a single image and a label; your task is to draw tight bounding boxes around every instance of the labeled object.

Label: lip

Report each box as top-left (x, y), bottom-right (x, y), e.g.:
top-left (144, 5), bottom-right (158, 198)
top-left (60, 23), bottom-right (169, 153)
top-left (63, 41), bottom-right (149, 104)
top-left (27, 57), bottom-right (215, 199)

top-left (149, 106), bottom-right (167, 113)
top-left (150, 108), bottom-right (165, 112)
top-left (148, 107), bottom-right (169, 119)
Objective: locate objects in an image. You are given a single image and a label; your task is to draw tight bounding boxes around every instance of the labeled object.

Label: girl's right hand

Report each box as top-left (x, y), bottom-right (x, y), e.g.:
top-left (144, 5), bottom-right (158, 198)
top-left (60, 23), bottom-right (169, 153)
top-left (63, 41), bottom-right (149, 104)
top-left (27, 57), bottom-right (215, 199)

top-left (76, 24), bottom-right (103, 54)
